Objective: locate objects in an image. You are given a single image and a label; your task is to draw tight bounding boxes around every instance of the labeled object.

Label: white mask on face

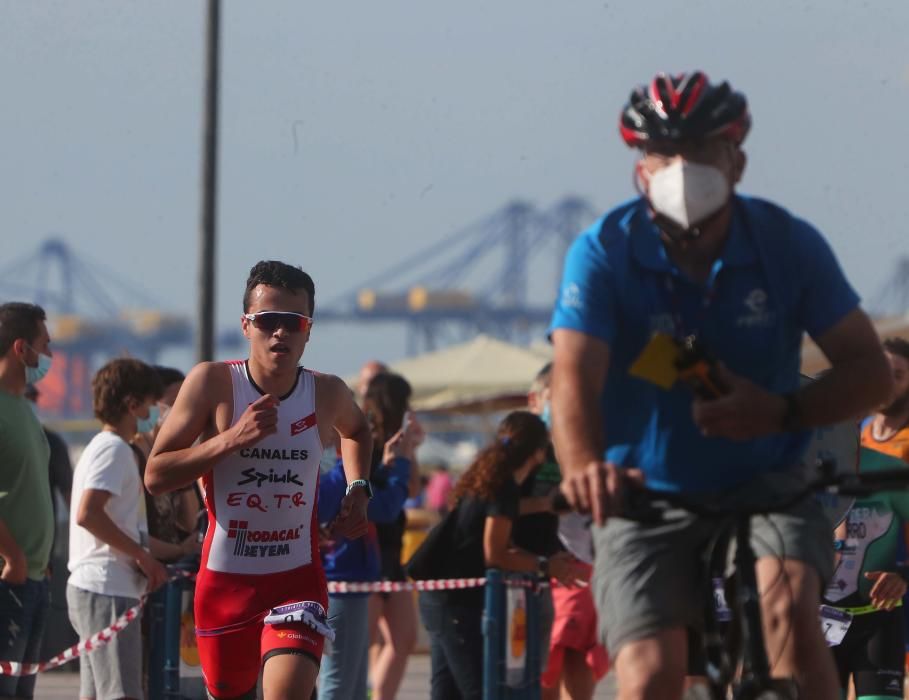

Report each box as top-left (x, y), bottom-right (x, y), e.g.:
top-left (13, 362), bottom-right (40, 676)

top-left (647, 160), bottom-right (730, 230)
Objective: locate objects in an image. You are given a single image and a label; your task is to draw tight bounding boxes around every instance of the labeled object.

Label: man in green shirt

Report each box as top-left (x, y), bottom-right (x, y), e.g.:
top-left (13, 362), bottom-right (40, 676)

top-left (0, 302), bottom-right (55, 699)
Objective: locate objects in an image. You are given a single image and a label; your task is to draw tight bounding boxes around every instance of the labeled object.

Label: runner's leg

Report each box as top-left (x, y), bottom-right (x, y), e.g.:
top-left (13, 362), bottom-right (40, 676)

top-left (262, 653), bottom-right (319, 700)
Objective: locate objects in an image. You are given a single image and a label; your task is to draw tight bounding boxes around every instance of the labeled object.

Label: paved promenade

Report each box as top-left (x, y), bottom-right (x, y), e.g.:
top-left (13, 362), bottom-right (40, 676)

top-left (34, 657), bottom-right (619, 699)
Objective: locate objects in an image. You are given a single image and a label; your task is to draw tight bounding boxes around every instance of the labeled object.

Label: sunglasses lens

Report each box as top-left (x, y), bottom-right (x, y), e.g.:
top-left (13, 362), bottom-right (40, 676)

top-left (253, 314), bottom-right (280, 332)
top-left (254, 313), bottom-right (309, 333)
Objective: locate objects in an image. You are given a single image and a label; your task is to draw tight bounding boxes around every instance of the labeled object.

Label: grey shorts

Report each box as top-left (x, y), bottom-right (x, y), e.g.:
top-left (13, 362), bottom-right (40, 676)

top-left (66, 584), bottom-right (143, 700)
top-left (592, 472), bottom-right (834, 658)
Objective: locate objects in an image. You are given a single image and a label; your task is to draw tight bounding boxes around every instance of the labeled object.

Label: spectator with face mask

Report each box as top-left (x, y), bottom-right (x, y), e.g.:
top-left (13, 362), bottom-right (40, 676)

top-left (24, 383), bottom-right (72, 515)
top-left (67, 359), bottom-right (170, 700)
top-left (23, 383), bottom-right (82, 666)
top-left (132, 366), bottom-right (201, 556)
top-left (0, 302), bottom-right (56, 700)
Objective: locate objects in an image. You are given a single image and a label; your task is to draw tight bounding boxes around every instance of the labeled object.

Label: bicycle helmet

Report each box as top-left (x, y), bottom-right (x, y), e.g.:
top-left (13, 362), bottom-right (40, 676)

top-left (620, 71), bottom-right (751, 147)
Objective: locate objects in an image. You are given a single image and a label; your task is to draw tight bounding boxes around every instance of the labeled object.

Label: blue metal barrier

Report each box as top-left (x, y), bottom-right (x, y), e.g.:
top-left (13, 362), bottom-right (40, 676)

top-left (147, 586), bottom-right (167, 700)
top-left (483, 569), bottom-right (543, 700)
top-left (148, 558), bottom-right (199, 700)
top-left (163, 571), bottom-right (187, 698)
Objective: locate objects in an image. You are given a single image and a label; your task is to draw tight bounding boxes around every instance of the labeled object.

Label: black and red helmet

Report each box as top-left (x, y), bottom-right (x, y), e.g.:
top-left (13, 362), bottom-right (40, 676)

top-left (619, 71), bottom-right (751, 147)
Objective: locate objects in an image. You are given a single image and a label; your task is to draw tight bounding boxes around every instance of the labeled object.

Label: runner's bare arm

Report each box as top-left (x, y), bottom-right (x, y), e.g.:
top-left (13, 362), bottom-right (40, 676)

top-left (323, 374), bottom-right (372, 539)
top-left (327, 374), bottom-right (373, 484)
top-left (146, 363), bottom-right (278, 495)
top-left (145, 363), bottom-right (225, 494)
top-left (797, 308), bottom-right (892, 427)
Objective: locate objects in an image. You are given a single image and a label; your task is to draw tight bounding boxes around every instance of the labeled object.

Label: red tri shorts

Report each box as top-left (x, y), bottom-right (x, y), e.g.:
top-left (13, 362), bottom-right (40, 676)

top-left (194, 564), bottom-right (328, 699)
top-left (541, 563), bottom-right (610, 689)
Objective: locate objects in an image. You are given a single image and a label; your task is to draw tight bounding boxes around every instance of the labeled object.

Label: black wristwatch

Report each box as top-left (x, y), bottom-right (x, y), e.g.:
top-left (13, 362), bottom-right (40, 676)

top-left (345, 479), bottom-right (373, 499)
top-left (537, 556), bottom-right (549, 579)
top-left (780, 392), bottom-right (801, 432)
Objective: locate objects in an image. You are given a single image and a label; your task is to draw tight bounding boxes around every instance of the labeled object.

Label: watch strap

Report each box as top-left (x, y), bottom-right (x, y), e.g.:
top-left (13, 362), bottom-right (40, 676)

top-left (346, 479), bottom-right (373, 499)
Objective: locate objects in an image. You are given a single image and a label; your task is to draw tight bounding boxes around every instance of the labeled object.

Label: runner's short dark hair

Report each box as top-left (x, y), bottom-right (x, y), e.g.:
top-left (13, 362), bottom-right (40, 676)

top-left (93, 358), bottom-right (162, 425)
top-left (0, 303), bottom-right (47, 356)
top-left (883, 337), bottom-right (909, 363)
top-left (243, 261), bottom-right (315, 314)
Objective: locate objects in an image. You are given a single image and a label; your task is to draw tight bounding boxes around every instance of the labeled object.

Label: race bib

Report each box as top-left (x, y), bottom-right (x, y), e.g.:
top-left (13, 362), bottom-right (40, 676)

top-left (263, 601), bottom-right (335, 642)
top-left (713, 577), bottom-right (732, 623)
top-left (819, 605), bottom-right (852, 647)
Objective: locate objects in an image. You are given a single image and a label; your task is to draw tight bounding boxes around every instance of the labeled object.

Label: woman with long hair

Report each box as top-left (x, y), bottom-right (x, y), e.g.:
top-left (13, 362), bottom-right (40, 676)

top-left (365, 373), bottom-right (423, 700)
top-left (418, 411), bottom-right (584, 700)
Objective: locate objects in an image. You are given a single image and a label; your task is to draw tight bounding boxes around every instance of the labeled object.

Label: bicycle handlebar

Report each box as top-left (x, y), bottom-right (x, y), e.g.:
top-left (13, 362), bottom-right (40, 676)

top-left (551, 466), bottom-right (909, 522)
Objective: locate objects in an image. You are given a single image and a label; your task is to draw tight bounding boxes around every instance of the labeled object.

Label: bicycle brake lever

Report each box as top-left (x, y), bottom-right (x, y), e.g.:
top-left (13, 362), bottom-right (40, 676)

top-left (620, 488), bottom-right (667, 524)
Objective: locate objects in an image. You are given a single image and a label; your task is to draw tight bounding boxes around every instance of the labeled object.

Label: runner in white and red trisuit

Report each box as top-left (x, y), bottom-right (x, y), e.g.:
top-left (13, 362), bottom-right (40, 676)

top-left (146, 261), bottom-right (373, 700)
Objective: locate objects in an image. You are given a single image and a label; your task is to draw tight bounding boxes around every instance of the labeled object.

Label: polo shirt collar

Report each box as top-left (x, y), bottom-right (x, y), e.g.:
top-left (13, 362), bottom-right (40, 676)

top-left (628, 196), bottom-right (758, 271)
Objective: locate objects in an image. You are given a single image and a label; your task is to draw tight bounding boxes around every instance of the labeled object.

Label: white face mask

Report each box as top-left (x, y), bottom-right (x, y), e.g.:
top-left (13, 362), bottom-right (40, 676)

top-left (646, 160), bottom-right (730, 230)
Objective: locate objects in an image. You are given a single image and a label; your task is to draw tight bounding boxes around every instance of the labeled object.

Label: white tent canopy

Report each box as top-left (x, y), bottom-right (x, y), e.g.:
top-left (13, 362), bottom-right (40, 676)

top-left (362, 334), bottom-right (551, 411)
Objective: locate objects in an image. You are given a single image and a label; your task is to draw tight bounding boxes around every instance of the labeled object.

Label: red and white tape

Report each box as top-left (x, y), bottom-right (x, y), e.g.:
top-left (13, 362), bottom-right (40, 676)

top-left (327, 577), bottom-right (486, 593)
top-left (0, 574), bottom-right (540, 676)
top-left (326, 577), bottom-right (546, 593)
top-left (0, 599), bottom-right (143, 677)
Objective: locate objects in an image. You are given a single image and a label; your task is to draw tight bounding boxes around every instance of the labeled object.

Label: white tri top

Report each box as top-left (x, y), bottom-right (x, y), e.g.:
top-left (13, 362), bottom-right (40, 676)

top-left (201, 361), bottom-right (323, 576)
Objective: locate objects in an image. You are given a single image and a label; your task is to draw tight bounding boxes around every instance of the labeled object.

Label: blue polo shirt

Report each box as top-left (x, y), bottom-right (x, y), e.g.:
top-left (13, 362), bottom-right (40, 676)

top-left (550, 195), bottom-right (860, 493)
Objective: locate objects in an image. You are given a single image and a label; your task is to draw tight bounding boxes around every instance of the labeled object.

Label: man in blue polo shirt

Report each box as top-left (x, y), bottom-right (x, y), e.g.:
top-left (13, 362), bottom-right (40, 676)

top-left (550, 71), bottom-right (892, 699)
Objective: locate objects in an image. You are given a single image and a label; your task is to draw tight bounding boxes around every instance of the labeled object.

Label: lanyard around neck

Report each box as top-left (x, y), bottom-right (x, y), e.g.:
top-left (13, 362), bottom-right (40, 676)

top-left (661, 258), bottom-right (724, 340)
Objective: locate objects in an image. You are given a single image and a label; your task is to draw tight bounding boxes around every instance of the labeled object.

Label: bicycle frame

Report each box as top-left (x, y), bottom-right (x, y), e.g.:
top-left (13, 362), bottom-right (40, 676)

top-left (723, 517), bottom-right (797, 700)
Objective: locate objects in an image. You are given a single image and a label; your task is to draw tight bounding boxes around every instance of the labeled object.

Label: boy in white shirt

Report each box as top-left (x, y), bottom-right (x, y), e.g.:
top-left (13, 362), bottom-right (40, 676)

top-left (68, 358), bottom-right (169, 700)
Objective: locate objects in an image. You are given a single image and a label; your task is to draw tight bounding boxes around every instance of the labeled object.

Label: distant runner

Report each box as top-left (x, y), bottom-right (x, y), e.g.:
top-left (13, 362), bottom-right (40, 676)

top-left (824, 447), bottom-right (909, 699)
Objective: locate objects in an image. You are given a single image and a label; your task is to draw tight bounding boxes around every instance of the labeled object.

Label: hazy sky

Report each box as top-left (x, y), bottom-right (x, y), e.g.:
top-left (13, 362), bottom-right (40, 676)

top-left (2, 0), bottom-right (908, 376)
